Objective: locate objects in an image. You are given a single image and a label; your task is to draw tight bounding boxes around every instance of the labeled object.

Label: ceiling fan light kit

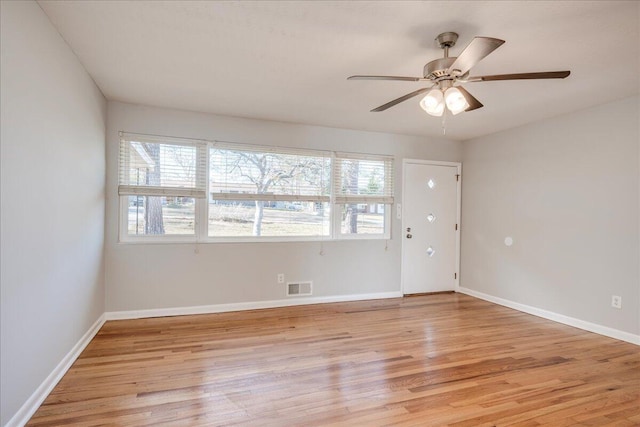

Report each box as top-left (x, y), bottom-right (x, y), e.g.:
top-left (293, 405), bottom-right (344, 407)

top-left (444, 87), bottom-right (469, 115)
top-left (348, 31), bottom-right (571, 119)
top-left (419, 89), bottom-right (444, 116)
top-left (421, 85), bottom-right (470, 117)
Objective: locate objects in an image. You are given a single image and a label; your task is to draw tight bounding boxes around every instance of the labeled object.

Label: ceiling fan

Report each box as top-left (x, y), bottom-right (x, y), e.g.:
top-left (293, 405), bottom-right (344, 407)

top-left (348, 32), bottom-right (570, 116)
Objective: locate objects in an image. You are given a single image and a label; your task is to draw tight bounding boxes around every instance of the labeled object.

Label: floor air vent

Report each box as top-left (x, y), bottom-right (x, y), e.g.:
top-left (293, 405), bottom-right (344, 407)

top-left (287, 281), bottom-right (312, 296)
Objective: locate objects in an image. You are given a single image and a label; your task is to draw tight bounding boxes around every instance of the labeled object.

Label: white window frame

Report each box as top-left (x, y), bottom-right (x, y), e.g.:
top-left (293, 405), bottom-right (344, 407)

top-left (331, 206), bottom-right (391, 241)
top-left (332, 152), bottom-right (394, 240)
top-left (118, 132), bottom-right (393, 243)
top-left (118, 132), bottom-right (207, 243)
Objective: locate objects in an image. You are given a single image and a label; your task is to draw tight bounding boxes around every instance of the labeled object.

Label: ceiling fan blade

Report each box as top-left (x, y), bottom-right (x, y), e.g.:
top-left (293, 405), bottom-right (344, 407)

top-left (447, 37), bottom-right (505, 76)
top-left (456, 86), bottom-right (483, 112)
top-left (348, 75), bottom-right (424, 82)
top-left (371, 85), bottom-right (435, 112)
top-left (463, 71), bottom-right (571, 82)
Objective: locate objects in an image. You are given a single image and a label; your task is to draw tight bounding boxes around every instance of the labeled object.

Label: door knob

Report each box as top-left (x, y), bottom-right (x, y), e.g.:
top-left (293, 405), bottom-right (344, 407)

top-left (406, 233), bottom-right (412, 239)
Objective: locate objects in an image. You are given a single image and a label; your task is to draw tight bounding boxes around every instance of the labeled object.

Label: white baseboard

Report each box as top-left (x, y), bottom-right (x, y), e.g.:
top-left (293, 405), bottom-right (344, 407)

top-left (458, 287), bottom-right (640, 346)
top-left (5, 313), bottom-right (106, 427)
top-left (105, 291), bottom-right (403, 320)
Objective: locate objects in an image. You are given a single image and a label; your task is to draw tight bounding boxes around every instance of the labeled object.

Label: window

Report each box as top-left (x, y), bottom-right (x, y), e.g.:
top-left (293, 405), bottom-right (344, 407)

top-left (333, 153), bottom-right (394, 237)
top-left (208, 144), bottom-right (331, 239)
top-left (118, 133), bottom-right (206, 238)
top-left (119, 132), bottom-right (393, 242)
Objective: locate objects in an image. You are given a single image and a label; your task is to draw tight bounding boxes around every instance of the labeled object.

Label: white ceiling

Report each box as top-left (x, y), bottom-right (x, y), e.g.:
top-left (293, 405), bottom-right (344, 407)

top-left (38, 1), bottom-right (639, 141)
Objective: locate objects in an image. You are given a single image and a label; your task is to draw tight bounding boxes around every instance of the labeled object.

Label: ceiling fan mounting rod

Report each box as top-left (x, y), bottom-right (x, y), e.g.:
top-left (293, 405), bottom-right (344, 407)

top-left (421, 32), bottom-right (461, 80)
top-left (436, 32), bottom-right (458, 51)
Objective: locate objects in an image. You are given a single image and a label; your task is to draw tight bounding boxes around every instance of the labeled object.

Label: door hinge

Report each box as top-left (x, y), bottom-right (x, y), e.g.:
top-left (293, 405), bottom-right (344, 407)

top-left (455, 223), bottom-right (458, 231)
top-left (456, 174), bottom-right (460, 181)
top-left (454, 273), bottom-right (457, 279)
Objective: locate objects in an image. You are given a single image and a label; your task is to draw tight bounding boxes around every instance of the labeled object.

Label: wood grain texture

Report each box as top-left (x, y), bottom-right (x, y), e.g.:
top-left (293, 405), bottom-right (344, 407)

top-left (28, 294), bottom-right (639, 426)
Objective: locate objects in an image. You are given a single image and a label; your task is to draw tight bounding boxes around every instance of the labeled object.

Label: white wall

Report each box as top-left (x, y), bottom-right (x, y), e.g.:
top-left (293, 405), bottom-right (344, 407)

top-left (105, 102), bottom-right (461, 312)
top-left (461, 96), bottom-right (640, 336)
top-left (0, 2), bottom-right (106, 425)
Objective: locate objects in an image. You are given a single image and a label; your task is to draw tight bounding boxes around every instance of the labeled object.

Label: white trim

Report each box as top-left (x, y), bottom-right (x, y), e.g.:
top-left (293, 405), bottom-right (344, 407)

top-left (212, 139), bottom-right (331, 158)
top-left (404, 159), bottom-right (461, 168)
top-left (120, 131), bottom-right (207, 147)
top-left (334, 151), bottom-right (394, 162)
top-left (458, 287), bottom-right (640, 346)
top-left (335, 205), bottom-right (391, 240)
top-left (454, 163), bottom-right (461, 292)
top-left (105, 292), bottom-right (403, 320)
top-left (119, 234), bottom-right (395, 244)
top-left (5, 314), bottom-right (106, 427)
top-left (401, 159), bottom-right (461, 295)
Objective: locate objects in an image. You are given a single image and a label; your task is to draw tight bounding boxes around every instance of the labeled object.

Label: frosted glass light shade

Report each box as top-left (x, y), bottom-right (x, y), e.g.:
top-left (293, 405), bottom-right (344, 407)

top-left (419, 89), bottom-right (445, 117)
top-left (444, 87), bottom-right (469, 115)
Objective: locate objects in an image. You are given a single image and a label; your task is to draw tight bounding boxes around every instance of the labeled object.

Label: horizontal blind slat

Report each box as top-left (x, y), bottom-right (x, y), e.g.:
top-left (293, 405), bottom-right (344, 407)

top-left (334, 152), bottom-right (394, 162)
top-left (211, 193), bottom-right (330, 202)
top-left (119, 185), bottom-right (206, 198)
top-left (334, 196), bottom-right (394, 204)
top-left (119, 134), bottom-right (207, 199)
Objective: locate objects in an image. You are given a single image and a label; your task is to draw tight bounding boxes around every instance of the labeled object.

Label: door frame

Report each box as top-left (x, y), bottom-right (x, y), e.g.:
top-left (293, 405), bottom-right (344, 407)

top-left (400, 159), bottom-right (462, 295)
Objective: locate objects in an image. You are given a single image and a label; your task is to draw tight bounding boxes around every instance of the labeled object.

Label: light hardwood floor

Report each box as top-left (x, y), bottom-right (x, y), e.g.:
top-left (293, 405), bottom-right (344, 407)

top-left (28, 294), bottom-right (639, 426)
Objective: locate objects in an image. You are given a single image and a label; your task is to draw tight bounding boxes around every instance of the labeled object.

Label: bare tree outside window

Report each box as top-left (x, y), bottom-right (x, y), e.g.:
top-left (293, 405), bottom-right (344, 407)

top-left (210, 149), bottom-right (328, 236)
top-left (339, 159), bottom-right (386, 234)
top-left (165, 145), bottom-right (196, 185)
top-left (343, 160), bottom-right (360, 234)
top-left (143, 143), bottom-right (164, 234)
top-left (127, 142), bottom-right (198, 235)
top-left (366, 168), bottom-right (382, 214)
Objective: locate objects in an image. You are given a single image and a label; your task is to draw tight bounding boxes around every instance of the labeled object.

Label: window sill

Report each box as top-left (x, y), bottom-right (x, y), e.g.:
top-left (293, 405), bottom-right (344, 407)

top-left (118, 235), bottom-right (390, 244)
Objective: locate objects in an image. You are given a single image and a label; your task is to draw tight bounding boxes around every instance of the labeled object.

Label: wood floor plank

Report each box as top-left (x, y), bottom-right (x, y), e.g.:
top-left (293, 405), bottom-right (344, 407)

top-left (27, 294), bottom-right (640, 426)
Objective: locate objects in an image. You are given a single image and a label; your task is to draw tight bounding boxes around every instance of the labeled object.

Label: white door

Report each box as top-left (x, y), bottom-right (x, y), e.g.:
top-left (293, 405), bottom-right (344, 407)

top-left (402, 161), bottom-right (460, 294)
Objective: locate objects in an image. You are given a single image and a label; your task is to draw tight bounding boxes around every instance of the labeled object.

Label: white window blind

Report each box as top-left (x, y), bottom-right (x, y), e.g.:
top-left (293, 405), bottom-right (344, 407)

top-left (119, 133), bottom-right (207, 198)
top-left (209, 143), bottom-right (331, 202)
top-left (333, 153), bottom-right (394, 204)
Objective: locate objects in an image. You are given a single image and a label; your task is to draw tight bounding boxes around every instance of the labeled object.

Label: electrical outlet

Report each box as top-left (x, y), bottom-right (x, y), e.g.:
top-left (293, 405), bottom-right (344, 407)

top-left (277, 273), bottom-right (284, 284)
top-left (611, 295), bottom-right (622, 309)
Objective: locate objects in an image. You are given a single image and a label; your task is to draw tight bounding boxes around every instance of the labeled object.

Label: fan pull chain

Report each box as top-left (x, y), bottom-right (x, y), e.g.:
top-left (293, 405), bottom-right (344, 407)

top-left (441, 109), bottom-right (447, 135)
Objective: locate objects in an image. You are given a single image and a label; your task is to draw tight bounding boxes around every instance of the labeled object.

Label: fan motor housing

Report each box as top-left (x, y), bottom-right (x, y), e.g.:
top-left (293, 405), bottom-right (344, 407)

top-left (423, 57), bottom-right (456, 80)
